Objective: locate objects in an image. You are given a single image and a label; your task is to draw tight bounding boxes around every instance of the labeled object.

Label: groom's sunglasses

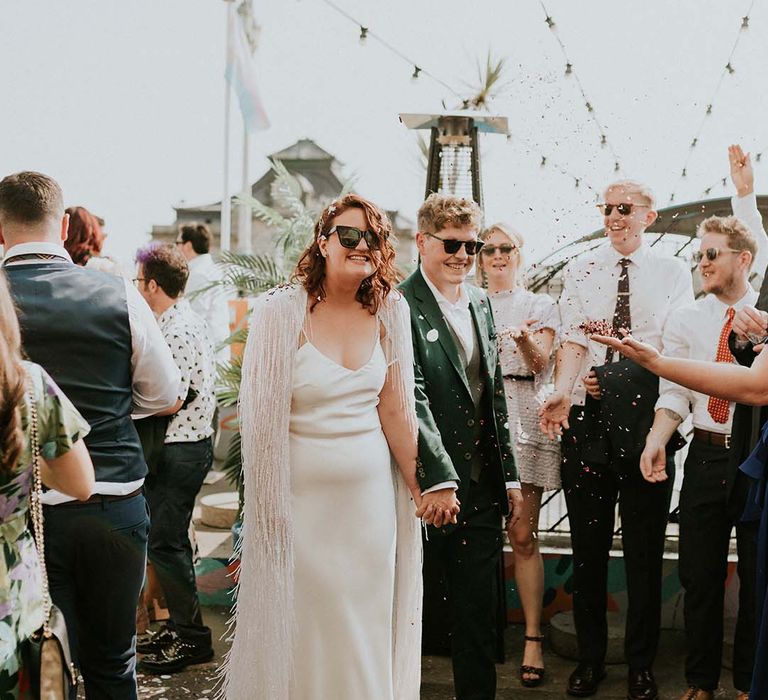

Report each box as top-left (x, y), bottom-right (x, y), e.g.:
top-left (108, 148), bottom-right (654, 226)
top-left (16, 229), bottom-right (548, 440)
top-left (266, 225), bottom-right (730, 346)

top-left (596, 202), bottom-right (646, 216)
top-left (425, 231), bottom-right (484, 256)
top-left (324, 225), bottom-right (382, 250)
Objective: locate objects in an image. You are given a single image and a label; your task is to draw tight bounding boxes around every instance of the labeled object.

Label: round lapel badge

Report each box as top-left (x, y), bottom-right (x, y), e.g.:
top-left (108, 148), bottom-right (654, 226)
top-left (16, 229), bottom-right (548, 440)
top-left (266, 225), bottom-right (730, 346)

top-left (426, 329), bottom-right (439, 343)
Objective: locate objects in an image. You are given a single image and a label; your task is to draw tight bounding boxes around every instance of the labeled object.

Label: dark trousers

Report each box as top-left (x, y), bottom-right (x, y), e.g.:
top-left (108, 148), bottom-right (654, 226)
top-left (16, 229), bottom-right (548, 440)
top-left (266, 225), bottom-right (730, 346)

top-left (423, 479), bottom-right (503, 700)
top-left (679, 438), bottom-right (757, 692)
top-left (44, 492), bottom-right (150, 700)
top-left (561, 423), bottom-right (673, 669)
top-left (145, 438), bottom-right (213, 647)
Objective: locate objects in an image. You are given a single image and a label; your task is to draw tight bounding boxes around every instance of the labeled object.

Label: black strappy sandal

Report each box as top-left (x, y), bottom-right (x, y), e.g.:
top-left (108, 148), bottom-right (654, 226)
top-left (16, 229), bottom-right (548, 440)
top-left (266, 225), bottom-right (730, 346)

top-left (519, 634), bottom-right (546, 688)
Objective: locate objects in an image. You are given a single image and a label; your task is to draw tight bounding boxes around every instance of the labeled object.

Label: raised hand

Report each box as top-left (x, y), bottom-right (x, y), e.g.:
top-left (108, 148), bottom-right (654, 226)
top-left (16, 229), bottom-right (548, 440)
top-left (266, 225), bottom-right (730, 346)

top-left (590, 333), bottom-right (661, 369)
top-left (729, 144), bottom-right (754, 197)
top-left (538, 390), bottom-right (571, 439)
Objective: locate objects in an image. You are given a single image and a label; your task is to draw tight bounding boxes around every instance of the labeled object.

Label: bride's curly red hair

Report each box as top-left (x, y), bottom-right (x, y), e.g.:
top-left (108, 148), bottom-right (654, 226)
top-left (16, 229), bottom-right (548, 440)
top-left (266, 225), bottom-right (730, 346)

top-left (293, 194), bottom-right (399, 314)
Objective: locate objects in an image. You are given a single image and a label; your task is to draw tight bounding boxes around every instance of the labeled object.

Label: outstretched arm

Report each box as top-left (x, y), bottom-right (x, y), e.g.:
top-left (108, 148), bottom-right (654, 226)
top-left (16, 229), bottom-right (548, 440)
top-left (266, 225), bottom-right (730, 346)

top-left (593, 333), bottom-right (768, 405)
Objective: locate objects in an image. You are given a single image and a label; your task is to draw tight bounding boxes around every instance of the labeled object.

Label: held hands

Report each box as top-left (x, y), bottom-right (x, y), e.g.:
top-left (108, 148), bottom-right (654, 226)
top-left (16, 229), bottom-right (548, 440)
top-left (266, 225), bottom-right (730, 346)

top-left (538, 391), bottom-right (571, 439)
top-left (639, 439), bottom-right (669, 483)
top-left (415, 487), bottom-right (460, 527)
top-left (729, 144), bottom-right (754, 198)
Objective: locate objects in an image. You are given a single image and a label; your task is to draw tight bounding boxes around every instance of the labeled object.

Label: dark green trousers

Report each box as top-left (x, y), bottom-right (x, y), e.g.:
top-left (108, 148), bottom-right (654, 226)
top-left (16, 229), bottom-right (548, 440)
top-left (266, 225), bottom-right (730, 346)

top-left (422, 479), bottom-right (503, 700)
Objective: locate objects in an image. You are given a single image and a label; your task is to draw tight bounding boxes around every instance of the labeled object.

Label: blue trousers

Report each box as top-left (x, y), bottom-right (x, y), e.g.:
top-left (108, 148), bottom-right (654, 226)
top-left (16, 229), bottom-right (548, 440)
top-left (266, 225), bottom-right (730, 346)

top-left (44, 492), bottom-right (149, 700)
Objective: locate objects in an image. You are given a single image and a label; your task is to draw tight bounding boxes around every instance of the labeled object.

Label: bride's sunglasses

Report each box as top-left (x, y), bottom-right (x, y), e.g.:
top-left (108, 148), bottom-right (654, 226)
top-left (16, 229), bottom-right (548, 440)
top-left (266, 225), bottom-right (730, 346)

top-left (323, 225), bottom-right (382, 250)
top-left (425, 231), bottom-right (484, 256)
top-left (596, 202), bottom-right (647, 216)
top-left (480, 244), bottom-right (516, 257)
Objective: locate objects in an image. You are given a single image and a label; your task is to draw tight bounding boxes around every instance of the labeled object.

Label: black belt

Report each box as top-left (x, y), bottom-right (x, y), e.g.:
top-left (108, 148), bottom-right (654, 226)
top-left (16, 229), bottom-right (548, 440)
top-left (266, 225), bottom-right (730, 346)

top-left (49, 487), bottom-right (143, 506)
top-left (503, 374), bottom-right (535, 381)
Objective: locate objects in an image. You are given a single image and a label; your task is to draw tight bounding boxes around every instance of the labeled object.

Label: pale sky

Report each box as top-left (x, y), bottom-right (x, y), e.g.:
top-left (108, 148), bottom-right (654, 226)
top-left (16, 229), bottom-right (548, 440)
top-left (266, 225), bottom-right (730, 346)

top-left (2, 0), bottom-right (766, 268)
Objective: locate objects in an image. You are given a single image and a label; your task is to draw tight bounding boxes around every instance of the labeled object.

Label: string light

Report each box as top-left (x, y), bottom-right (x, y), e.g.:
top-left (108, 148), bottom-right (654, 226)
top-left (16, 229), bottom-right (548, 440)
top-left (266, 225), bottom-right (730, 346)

top-left (317, 0), bottom-right (463, 99)
top-left (538, 1), bottom-right (623, 175)
top-left (667, 0), bottom-right (756, 204)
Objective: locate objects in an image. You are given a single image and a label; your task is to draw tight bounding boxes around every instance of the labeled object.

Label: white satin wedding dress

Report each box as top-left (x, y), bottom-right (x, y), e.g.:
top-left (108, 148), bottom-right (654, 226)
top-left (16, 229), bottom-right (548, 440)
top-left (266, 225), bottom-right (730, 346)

top-left (289, 335), bottom-right (397, 699)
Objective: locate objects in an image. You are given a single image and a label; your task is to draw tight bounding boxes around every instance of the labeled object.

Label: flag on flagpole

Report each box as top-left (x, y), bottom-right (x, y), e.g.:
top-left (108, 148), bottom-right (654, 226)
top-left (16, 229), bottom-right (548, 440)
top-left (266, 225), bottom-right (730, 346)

top-left (225, 1), bottom-right (269, 132)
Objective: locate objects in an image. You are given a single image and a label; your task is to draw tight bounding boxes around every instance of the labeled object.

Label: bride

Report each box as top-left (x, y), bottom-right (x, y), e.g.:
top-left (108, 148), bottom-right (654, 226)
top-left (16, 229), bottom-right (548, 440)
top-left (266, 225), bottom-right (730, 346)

top-left (220, 194), bottom-right (425, 699)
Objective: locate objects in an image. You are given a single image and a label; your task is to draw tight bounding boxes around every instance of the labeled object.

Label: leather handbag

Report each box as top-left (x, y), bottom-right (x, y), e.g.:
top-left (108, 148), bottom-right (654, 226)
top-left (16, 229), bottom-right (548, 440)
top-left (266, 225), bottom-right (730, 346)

top-left (24, 383), bottom-right (78, 699)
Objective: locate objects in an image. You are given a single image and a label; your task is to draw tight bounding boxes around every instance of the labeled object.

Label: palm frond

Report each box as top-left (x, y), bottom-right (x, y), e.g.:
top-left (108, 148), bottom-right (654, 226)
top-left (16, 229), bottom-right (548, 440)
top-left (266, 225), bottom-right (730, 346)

top-left (234, 193), bottom-right (288, 229)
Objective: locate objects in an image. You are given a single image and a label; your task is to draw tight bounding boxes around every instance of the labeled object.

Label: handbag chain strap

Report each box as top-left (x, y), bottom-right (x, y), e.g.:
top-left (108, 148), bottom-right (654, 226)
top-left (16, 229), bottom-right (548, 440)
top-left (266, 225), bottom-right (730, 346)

top-left (27, 381), bottom-right (53, 636)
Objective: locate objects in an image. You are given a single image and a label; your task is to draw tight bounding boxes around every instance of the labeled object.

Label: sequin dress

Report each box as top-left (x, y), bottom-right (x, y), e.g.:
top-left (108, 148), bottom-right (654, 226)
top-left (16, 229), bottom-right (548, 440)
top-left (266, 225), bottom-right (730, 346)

top-left (489, 288), bottom-right (562, 490)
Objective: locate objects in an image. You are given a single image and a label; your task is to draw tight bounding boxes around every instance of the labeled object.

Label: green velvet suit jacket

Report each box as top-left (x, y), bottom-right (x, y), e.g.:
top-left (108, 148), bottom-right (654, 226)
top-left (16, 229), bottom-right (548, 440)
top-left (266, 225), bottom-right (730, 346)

top-left (399, 268), bottom-right (518, 515)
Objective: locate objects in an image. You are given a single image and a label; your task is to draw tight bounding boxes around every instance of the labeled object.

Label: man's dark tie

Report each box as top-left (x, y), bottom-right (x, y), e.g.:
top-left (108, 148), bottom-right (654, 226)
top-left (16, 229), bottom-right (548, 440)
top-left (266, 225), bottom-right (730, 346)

top-left (605, 257), bottom-right (631, 363)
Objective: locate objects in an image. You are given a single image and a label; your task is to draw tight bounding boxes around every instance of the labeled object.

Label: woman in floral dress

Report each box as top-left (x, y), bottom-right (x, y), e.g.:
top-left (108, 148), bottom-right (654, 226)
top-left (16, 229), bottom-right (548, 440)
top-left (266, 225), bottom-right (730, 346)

top-left (477, 223), bottom-right (560, 688)
top-left (0, 272), bottom-right (94, 698)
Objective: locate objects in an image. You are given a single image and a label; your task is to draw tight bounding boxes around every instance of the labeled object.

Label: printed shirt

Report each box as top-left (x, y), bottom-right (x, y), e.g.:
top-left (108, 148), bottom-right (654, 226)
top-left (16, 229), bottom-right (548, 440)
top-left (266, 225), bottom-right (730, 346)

top-left (158, 299), bottom-right (217, 443)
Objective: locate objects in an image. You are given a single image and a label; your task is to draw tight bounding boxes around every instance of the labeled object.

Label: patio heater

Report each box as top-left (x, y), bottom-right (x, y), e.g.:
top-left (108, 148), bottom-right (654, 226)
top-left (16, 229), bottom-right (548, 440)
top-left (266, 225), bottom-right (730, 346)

top-left (399, 111), bottom-right (509, 206)
top-left (398, 111), bottom-right (511, 663)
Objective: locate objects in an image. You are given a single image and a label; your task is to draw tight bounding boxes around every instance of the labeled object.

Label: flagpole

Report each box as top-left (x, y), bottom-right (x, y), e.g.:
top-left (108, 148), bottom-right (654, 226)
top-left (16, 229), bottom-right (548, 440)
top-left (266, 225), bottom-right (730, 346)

top-left (238, 116), bottom-right (252, 253)
top-left (220, 0), bottom-right (234, 253)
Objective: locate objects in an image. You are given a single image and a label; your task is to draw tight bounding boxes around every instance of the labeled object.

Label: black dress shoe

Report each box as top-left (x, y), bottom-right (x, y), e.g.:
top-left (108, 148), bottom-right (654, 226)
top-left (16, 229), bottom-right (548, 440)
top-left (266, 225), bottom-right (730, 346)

top-left (138, 638), bottom-right (214, 674)
top-left (136, 625), bottom-right (177, 655)
top-left (628, 668), bottom-right (658, 700)
top-left (567, 662), bottom-right (607, 697)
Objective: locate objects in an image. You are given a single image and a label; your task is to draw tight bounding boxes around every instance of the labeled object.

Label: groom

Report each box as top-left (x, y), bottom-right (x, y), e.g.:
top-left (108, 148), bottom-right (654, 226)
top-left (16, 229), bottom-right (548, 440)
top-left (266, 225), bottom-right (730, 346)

top-left (400, 193), bottom-right (523, 700)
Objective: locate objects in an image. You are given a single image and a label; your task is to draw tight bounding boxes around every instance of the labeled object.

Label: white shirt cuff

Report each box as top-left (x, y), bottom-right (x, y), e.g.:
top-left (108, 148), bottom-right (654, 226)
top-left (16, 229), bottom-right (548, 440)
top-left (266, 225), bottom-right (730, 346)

top-left (654, 393), bottom-right (691, 422)
top-left (422, 480), bottom-right (458, 496)
top-left (506, 481), bottom-right (521, 490)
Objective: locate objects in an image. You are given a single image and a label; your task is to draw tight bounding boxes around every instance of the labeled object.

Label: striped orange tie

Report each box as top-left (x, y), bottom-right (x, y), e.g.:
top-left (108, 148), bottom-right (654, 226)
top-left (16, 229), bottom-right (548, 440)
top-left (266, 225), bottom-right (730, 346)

top-left (707, 307), bottom-right (735, 424)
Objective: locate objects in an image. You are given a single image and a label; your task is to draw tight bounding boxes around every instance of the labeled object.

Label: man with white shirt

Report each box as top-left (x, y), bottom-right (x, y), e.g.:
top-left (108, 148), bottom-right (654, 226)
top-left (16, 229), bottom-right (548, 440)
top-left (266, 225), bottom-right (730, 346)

top-left (643, 149), bottom-right (764, 700)
top-left (540, 179), bottom-right (694, 699)
top-left (0, 171), bottom-right (182, 699)
top-left (175, 223), bottom-right (230, 363)
top-left (130, 244), bottom-right (217, 675)
top-left (399, 193), bottom-right (523, 700)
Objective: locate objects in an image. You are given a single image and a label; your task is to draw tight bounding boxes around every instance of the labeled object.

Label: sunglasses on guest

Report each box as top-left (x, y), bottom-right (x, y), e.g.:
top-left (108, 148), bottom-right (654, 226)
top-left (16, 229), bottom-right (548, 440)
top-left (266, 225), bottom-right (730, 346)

top-left (692, 247), bottom-right (744, 264)
top-left (424, 231), bottom-right (484, 256)
top-left (323, 225), bottom-right (382, 250)
top-left (596, 203), bottom-right (648, 216)
top-left (480, 243), bottom-right (517, 257)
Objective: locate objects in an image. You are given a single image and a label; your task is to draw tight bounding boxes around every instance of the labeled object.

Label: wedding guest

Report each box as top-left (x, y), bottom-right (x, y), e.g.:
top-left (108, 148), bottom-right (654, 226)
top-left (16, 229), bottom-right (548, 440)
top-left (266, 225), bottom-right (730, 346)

top-left (539, 179), bottom-right (693, 699)
top-left (175, 224), bottom-right (230, 363)
top-left (64, 205), bottom-right (124, 276)
top-left (642, 145), bottom-right (765, 700)
top-left (0, 270), bottom-right (94, 697)
top-left (400, 194), bottom-right (523, 700)
top-left (593, 318), bottom-right (768, 700)
top-left (222, 194), bottom-right (423, 699)
top-left (130, 243), bottom-right (217, 674)
top-left (477, 222), bottom-right (560, 688)
top-left (0, 171), bottom-right (182, 699)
